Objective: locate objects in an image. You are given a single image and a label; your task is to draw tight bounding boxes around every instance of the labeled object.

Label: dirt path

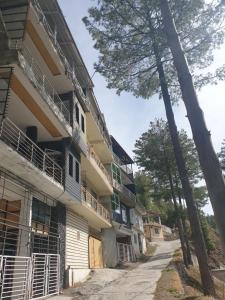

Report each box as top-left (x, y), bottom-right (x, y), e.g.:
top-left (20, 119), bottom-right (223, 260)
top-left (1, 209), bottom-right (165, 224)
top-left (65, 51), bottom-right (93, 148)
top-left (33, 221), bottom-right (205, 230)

top-left (53, 240), bottom-right (180, 300)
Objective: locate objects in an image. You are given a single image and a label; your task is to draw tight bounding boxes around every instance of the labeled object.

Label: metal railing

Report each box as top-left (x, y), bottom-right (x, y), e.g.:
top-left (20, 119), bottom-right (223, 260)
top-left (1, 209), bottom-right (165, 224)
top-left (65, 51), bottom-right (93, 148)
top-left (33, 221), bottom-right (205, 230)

top-left (88, 95), bottom-right (112, 150)
top-left (31, 0), bottom-right (114, 147)
top-left (0, 9), bottom-right (24, 50)
top-left (81, 186), bottom-right (110, 222)
top-left (18, 47), bottom-right (70, 125)
top-left (88, 144), bottom-right (112, 185)
top-left (0, 118), bottom-right (63, 184)
top-left (122, 185), bottom-right (136, 203)
top-left (113, 153), bottom-right (133, 175)
top-left (31, 0), bottom-right (89, 109)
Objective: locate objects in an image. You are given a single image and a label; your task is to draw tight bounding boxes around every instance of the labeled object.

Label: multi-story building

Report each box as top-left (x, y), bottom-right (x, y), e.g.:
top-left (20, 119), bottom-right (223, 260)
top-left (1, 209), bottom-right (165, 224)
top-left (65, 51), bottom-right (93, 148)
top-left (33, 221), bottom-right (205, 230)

top-left (0, 0), bottom-right (148, 299)
top-left (130, 201), bottom-right (147, 257)
top-left (102, 136), bottom-right (146, 267)
top-left (0, 0), bottom-right (113, 298)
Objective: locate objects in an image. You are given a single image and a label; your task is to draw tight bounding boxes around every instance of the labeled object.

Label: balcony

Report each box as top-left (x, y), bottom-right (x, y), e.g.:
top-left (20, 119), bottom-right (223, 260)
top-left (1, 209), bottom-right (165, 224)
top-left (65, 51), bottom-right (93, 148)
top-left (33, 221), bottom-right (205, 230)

top-left (70, 186), bottom-right (111, 229)
top-left (82, 187), bottom-right (110, 221)
top-left (88, 144), bottom-right (112, 184)
top-left (81, 145), bottom-right (113, 196)
top-left (113, 154), bottom-right (133, 177)
top-left (30, 0), bottom-right (89, 111)
top-left (0, 118), bottom-right (64, 197)
top-left (18, 47), bottom-right (71, 129)
top-left (112, 180), bottom-right (136, 207)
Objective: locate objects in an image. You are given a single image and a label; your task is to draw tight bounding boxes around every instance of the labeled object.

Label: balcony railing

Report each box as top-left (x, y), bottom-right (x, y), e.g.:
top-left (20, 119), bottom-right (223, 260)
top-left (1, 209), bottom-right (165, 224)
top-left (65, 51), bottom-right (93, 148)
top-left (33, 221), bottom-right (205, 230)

top-left (122, 185), bottom-right (136, 203)
top-left (112, 179), bottom-right (136, 204)
top-left (113, 153), bottom-right (133, 176)
top-left (31, 0), bottom-right (89, 110)
top-left (18, 47), bottom-right (70, 126)
top-left (81, 186), bottom-right (110, 222)
top-left (0, 118), bottom-right (63, 184)
top-left (31, 0), bottom-right (113, 148)
top-left (88, 144), bottom-right (112, 185)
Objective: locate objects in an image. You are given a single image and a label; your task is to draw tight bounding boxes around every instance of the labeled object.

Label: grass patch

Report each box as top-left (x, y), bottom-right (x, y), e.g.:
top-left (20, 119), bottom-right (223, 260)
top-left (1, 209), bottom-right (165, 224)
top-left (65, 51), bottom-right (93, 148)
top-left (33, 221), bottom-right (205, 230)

top-left (154, 248), bottom-right (225, 300)
top-left (154, 264), bottom-right (184, 300)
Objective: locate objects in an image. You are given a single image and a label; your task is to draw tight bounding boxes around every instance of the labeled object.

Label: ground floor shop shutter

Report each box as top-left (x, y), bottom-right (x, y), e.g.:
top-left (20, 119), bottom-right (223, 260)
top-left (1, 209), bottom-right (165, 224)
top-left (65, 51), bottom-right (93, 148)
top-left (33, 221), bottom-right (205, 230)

top-left (66, 210), bottom-right (89, 269)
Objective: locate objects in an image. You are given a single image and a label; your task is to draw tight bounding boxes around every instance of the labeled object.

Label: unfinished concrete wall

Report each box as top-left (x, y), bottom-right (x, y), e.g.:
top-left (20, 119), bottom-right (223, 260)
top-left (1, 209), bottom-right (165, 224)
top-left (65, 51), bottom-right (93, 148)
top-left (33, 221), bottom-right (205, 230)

top-left (102, 228), bottom-right (118, 268)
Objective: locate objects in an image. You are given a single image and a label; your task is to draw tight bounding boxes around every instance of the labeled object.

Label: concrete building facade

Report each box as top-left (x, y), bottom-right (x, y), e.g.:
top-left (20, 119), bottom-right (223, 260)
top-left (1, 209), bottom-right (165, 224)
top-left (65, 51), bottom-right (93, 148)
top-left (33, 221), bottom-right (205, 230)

top-left (0, 0), bottom-right (146, 298)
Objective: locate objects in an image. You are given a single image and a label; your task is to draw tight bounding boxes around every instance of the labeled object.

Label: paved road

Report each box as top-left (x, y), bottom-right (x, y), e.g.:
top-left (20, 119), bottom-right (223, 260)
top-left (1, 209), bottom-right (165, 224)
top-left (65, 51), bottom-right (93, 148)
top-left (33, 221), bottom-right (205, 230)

top-left (52, 240), bottom-right (180, 300)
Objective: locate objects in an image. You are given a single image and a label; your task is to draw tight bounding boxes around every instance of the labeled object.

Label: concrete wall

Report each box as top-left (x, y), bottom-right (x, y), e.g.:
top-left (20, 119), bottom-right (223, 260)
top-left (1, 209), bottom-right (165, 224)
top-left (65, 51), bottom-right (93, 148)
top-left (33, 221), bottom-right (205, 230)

top-left (102, 228), bottom-right (118, 268)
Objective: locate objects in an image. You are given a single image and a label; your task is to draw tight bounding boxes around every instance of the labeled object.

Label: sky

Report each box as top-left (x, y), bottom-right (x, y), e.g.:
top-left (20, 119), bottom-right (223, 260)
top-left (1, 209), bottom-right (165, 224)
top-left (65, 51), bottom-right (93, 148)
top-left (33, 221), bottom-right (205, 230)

top-left (58, 0), bottom-right (225, 214)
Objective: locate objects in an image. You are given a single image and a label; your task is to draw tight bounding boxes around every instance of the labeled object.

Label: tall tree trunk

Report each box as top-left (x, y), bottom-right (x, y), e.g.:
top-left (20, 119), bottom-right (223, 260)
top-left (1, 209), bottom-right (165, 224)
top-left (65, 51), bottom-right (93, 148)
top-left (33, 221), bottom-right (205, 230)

top-left (176, 182), bottom-right (193, 265)
top-left (149, 22), bottom-right (215, 296)
top-left (159, 0), bottom-right (225, 255)
top-left (157, 59), bottom-right (215, 296)
top-left (163, 148), bottom-right (189, 267)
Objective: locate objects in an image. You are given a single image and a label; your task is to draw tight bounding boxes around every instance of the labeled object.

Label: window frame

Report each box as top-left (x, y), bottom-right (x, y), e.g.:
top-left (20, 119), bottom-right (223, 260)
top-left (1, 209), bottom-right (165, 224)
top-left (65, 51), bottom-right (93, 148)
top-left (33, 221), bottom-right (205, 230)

top-left (75, 160), bottom-right (80, 183)
top-left (112, 163), bottom-right (121, 184)
top-left (69, 153), bottom-right (74, 177)
top-left (112, 192), bottom-right (120, 214)
top-left (75, 103), bottom-right (80, 125)
top-left (81, 114), bottom-right (85, 133)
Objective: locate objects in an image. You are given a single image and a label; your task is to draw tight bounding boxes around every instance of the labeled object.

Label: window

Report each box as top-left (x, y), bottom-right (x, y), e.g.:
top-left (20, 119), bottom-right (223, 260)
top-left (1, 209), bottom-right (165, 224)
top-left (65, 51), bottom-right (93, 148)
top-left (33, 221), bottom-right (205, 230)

top-left (112, 193), bottom-right (120, 213)
top-left (121, 204), bottom-right (127, 223)
top-left (134, 234), bottom-right (137, 244)
top-left (155, 228), bottom-right (159, 234)
top-left (69, 154), bottom-right (73, 177)
top-left (32, 198), bottom-right (50, 226)
top-left (81, 114), bottom-right (85, 133)
top-left (112, 163), bottom-right (121, 184)
top-left (75, 161), bottom-right (80, 183)
top-left (75, 103), bottom-right (79, 124)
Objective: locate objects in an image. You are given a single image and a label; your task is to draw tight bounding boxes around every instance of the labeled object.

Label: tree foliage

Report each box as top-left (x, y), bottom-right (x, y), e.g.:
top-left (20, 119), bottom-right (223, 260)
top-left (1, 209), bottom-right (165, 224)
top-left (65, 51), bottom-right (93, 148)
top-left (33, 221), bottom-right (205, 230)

top-left (133, 119), bottom-right (201, 196)
top-left (83, 0), bottom-right (225, 101)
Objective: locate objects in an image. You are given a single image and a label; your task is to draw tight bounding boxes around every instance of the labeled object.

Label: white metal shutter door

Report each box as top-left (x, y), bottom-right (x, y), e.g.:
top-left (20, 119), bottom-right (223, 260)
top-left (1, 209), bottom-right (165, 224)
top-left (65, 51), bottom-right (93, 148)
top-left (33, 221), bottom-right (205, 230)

top-left (66, 210), bottom-right (89, 269)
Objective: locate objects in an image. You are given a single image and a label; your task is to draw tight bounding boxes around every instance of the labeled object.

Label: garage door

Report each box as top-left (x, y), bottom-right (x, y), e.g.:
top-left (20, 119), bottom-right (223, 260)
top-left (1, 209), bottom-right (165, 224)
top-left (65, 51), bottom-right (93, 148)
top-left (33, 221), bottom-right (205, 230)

top-left (89, 236), bottom-right (103, 269)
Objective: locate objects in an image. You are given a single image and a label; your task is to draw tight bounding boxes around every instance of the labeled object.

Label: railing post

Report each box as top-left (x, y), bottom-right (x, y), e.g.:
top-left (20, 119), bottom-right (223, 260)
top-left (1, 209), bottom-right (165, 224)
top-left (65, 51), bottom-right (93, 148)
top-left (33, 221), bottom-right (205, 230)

top-left (17, 131), bottom-right (21, 151)
top-left (52, 162), bottom-right (55, 180)
top-left (30, 144), bottom-right (34, 163)
top-left (43, 153), bottom-right (46, 172)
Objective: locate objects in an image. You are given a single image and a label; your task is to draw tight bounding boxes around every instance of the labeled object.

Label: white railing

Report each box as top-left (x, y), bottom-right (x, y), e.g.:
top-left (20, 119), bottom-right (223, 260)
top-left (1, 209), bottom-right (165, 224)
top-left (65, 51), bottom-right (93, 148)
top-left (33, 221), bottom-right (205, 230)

top-left (18, 47), bottom-right (70, 125)
top-left (113, 153), bottom-right (133, 175)
top-left (81, 186), bottom-right (110, 222)
top-left (31, 0), bottom-right (89, 109)
top-left (0, 256), bottom-right (32, 299)
top-left (122, 185), bottom-right (136, 203)
top-left (117, 243), bottom-right (136, 262)
top-left (88, 144), bottom-right (112, 185)
top-left (0, 118), bottom-right (63, 184)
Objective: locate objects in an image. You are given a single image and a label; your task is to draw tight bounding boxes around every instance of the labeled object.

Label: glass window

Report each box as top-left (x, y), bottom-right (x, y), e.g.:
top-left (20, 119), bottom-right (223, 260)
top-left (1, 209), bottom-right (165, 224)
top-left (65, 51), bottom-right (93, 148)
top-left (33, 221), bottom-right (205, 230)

top-left (134, 234), bottom-right (137, 244)
top-left (75, 161), bottom-right (80, 183)
top-left (75, 104), bottom-right (79, 124)
top-left (69, 154), bottom-right (73, 177)
top-left (121, 204), bottom-right (127, 223)
top-left (155, 228), bottom-right (159, 234)
top-left (112, 193), bottom-right (120, 213)
top-left (32, 198), bottom-right (50, 226)
top-left (81, 115), bottom-right (85, 133)
top-left (112, 163), bottom-right (121, 184)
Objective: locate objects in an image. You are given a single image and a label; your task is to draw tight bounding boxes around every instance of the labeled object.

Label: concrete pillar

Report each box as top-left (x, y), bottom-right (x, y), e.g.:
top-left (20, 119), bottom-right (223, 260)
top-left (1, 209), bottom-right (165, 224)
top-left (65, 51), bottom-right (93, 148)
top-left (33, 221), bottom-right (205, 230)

top-left (102, 228), bottom-right (118, 268)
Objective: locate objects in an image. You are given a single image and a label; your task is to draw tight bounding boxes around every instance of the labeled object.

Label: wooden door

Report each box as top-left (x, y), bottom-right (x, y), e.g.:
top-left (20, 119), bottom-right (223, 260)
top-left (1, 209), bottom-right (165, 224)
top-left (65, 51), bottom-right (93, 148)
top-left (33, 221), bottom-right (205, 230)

top-left (89, 236), bottom-right (103, 269)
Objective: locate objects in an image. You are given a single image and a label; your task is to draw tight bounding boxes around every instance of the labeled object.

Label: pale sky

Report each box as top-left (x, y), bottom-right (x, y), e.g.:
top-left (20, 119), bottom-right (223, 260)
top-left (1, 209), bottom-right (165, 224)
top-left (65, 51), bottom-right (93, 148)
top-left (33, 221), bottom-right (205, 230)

top-left (58, 1), bottom-right (225, 214)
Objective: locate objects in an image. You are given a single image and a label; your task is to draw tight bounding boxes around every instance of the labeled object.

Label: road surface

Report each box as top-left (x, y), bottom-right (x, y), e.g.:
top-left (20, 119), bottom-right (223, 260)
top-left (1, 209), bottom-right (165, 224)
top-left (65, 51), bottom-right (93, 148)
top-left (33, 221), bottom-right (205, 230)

top-left (52, 240), bottom-right (180, 300)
